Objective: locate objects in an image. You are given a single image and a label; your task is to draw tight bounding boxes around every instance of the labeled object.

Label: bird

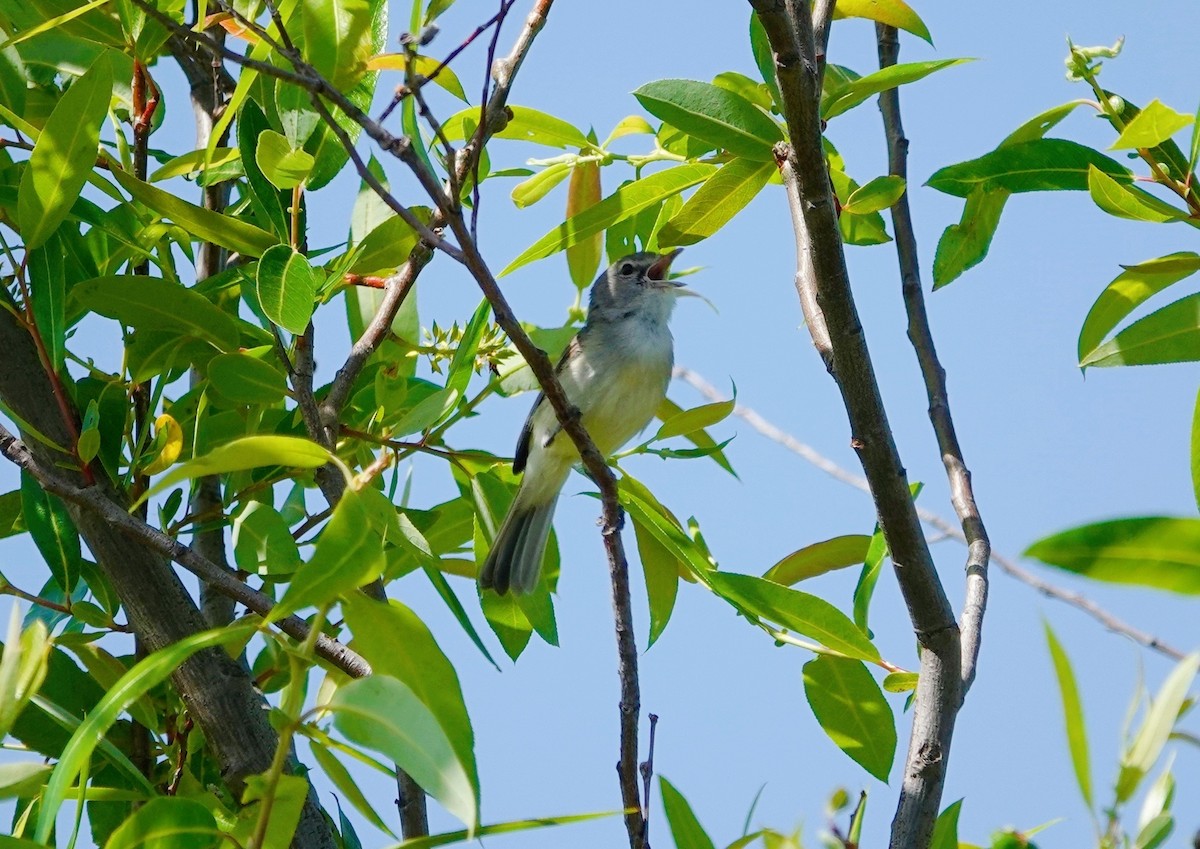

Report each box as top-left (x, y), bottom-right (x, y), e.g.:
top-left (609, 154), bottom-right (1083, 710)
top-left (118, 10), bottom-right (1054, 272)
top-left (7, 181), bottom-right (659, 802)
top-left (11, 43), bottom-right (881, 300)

top-left (479, 249), bottom-right (691, 595)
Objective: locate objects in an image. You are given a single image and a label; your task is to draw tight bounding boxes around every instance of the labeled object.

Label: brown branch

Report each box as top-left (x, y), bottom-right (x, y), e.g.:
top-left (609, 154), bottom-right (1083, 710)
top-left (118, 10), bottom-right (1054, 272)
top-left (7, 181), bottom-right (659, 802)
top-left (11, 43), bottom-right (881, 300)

top-left (747, 4), bottom-right (959, 847)
top-left (875, 24), bottom-right (991, 696)
top-left (675, 366), bottom-right (1187, 662)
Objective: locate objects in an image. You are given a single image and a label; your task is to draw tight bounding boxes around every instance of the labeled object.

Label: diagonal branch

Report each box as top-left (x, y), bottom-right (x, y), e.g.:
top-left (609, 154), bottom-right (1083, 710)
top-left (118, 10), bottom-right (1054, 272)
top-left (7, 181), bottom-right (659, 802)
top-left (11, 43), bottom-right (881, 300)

top-left (747, 4), bottom-right (960, 847)
top-left (875, 23), bottom-right (990, 696)
top-left (675, 367), bottom-right (1187, 661)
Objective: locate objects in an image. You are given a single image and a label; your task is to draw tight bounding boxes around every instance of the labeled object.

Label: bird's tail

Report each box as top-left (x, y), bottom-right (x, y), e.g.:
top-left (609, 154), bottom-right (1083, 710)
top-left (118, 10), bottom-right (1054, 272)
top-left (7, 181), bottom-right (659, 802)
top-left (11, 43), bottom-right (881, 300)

top-left (479, 493), bottom-right (558, 595)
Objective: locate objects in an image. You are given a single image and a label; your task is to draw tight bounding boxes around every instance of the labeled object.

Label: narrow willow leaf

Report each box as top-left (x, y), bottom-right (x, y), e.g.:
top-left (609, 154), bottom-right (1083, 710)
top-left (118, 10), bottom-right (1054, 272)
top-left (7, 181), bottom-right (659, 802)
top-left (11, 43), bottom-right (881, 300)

top-left (232, 502), bottom-right (301, 576)
top-left (255, 129), bottom-right (315, 190)
top-left (1043, 621), bottom-right (1092, 809)
top-left (842, 175), bottom-right (906, 215)
top-left (764, 534), bottom-right (871, 585)
top-left (1122, 652), bottom-right (1199, 778)
top-left (149, 147), bottom-right (240, 182)
top-left (20, 471), bottom-right (81, 594)
top-left (655, 398), bottom-right (735, 441)
top-left (502, 165), bottom-right (715, 275)
top-left (0, 607), bottom-right (50, 741)
top-left (1077, 252), bottom-right (1200, 364)
top-left (0, 490), bottom-right (25, 539)
top-left (511, 162), bottom-right (571, 208)
top-left (882, 671), bottom-right (918, 693)
top-left (853, 528), bottom-right (888, 633)
top-left (17, 54), bottom-right (111, 250)
top-left (105, 797), bottom-right (221, 849)
top-left (1087, 165), bottom-right (1186, 223)
top-left (601, 114), bottom-right (656, 148)
top-left (343, 594), bottom-right (478, 798)
top-left (309, 742), bottom-right (396, 837)
top-left (331, 676), bottom-right (478, 830)
top-left (708, 572), bottom-right (881, 662)
top-left (712, 71), bottom-right (773, 110)
top-left (270, 488), bottom-right (384, 622)
top-left (1025, 517), bottom-right (1200, 593)
top-left (659, 158), bottom-right (774, 247)
top-left (822, 59), bottom-right (969, 120)
top-left (255, 245), bottom-right (320, 334)
top-left (927, 139), bottom-right (1131, 197)
top-left (35, 624), bottom-right (257, 842)
top-left (374, 810), bottom-right (617, 849)
top-left (634, 79), bottom-right (782, 161)
top-left (618, 485), bottom-right (714, 580)
top-left (566, 159), bottom-right (603, 289)
top-left (1081, 292), bottom-right (1200, 367)
top-left (366, 54), bottom-right (467, 101)
top-left (832, 0), bottom-right (932, 43)
top-left (349, 213), bottom-right (420, 275)
top-left (446, 300), bottom-right (490, 397)
top-left (138, 435), bottom-right (332, 506)
top-left (654, 398), bottom-right (735, 476)
top-left (302, 0), bottom-right (373, 89)
top-left (110, 167), bottom-right (277, 257)
top-left (26, 243), bottom-right (66, 371)
top-left (929, 799), bottom-right (963, 849)
top-left (633, 514), bottom-right (680, 647)
top-left (660, 776), bottom-right (717, 849)
top-left (441, 105), bottom-right (589, 149)
top-left (72, 275), bottom-right (239, 352)
top-left (1133, 814), bottom-right (1174, 849)
top-left (802, 656), bottom-right (896, 781)
top-left (748, 12), bottom-right (781, 110)
top-left (237, 99), bottom-right (290, 239)
top-left (1111, 99), bottom-right (1194, 150)
top-left (207, 352), bottom-right (288, 405)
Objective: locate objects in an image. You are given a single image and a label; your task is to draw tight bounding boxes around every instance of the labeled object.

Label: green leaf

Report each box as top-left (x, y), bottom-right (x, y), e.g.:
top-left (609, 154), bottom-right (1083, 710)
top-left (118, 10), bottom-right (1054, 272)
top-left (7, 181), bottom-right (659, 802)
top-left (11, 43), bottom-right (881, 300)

top-left (35, 623), bottom-right (257, 843)
top-left (17, 53), bottom-right (111, 250)
top-left (659, 776), bottom-right (716, 849)
top-left (302, 0), bottom-right (373, 89)
top-left (503, 165), bottom-right (715, 275)
top-left (392, 388), bottom-right (460, 438)
top-left (446, 299), bottom-right (491, 397)
top-left (1043, 621), bottom-right (1092, 809)
top-left (207, 352), bottom-right (288, 405)
top-left (104, 797), bottom-right (221, 849)
top-left (442, 105), bottom-right (589, 149)
top-left (823, 59), bottom-right (968, 120)
top-left (633, 511), bottom-right (680, 647)
top-left (109, 166), bottom-right (278, 258)
top-left (1025, 517), bottom-right (1200, 593)
top-left (842, 175), bottom-right (906, 215)
top-left (882, 671), bottom-right (918, 693)
top-left (1081, 292), bottom-right (1200, 367)
top-left (72, 275), bottom-right (238, 352)
top-left (1112, 99), bottom-right (1194, 150)
top-left (255, 129), bottom-right (315, 190)
top-left (618, 483), bottom-right (714, 580)
top-left (926, 139), bottom-right (1132, 197)
top-left (0, 607), bottom-right (50, 741)
top-left (802, 655), bottom-right (896, 781)
top-left (0, 43), bottom-right (27, 120)
top-left (708, 572), bottom-right (881, 662)
top-left (748, 12), bottom-right (780, 110)
top-left (374, 811), bottom-right (618, 849)
top-left (139, 436), bottom-right (332, 506)
top-left (237, 99), bottom-right (290, 240)
top-left (1087, 165), bottom-right (1186, 223)
top-left (1077, 252), bottom-right (1200, 365)
top-left (342, 594), bottom-right (478, 804)
top-left (255, 245), bottom-right (321, 334)
top-left (349, 212), bottom-right (420, 275)
top-left (654, 398), bottom-right (735, 476)
top-left (1193, 387), bottom-right (1200, 512)
top-left (1117, 651), bottom-right (1199, 801)
top-left (712, 71), bottom-right (773, 111)
top-left (19, 470), bottom-right (81, 593)
top-left (510, 162), bottom-right (572, 208)
top-left (929, 799), bottom-right (963, 849)
top-left (763, 534), bottom-right (871, 585)
top-left (27, 242), bottom-right (67, 371)
top-left (309, 742), bottom-right (396, 838)
top-left (1134, 814), bottom-right (1175, 849)
top-left (0, 490), bottom-right (25, 539)
top-left (633, 79), bottom-right (782, 161)
top-left (270, 488), bottom-right (384, 622)
top-left (655, 397), bottom-right (736, 441)
top-left (149, 147), bottom-right (240, 182)
top-left (566, 159), bottom-right (604, 289)
top-left (232, 501), bottom-right (301, 576)
top-left (330, 675), bottom-right (478, 830)
top-left (659, 158), bottom-right (774, 247)
top-left (832, 0), bottom-right (932, 43)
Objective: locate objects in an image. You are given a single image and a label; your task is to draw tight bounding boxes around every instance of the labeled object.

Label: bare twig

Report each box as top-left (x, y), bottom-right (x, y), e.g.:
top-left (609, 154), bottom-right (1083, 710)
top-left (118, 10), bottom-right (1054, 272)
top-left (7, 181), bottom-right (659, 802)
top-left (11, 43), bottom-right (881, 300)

top-left (746, 4), bottom-right (959, 847)
top-left (638, 713), bottom-right (659, 849)
top-left (0, 423), bottom-right (372, 679)
top-left (675, 365), bottom-right (1187, 662)
top-left (875, 23), bottom-right (990, 696)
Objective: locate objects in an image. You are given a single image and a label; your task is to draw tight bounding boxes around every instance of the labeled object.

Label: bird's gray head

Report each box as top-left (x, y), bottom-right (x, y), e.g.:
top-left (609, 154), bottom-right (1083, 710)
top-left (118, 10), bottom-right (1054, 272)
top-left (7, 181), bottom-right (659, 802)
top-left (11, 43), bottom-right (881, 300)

top-left (587, 249), bottom-right (688, 326)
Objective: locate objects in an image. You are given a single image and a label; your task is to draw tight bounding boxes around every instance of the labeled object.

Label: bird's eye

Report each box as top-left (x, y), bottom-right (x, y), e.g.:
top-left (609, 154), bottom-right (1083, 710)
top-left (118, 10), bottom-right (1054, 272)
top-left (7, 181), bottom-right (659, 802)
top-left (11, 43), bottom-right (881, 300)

top-left (619, 262), bottom-right (635, 276)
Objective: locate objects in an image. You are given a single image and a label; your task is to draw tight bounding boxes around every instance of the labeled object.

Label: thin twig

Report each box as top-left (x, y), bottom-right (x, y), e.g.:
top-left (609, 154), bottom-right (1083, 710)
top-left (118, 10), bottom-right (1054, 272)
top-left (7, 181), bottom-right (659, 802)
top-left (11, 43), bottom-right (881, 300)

top-left (674, 365), bottom-right (1187, 662)
top-left (744, 5), bottom-right (960, 847)
top-left (638, 713), bottom-right (659, 849)
top-left (0, 423), bottom-right (372, 679)
top-left (875, 23), bottom-right (990, 696)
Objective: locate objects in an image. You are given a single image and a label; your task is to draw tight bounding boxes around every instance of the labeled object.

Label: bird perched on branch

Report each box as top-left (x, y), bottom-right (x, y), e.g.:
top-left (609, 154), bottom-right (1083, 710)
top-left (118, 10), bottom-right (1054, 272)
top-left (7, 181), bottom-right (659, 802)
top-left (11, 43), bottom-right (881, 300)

top-left (479, 249), bottom-right (692, 595)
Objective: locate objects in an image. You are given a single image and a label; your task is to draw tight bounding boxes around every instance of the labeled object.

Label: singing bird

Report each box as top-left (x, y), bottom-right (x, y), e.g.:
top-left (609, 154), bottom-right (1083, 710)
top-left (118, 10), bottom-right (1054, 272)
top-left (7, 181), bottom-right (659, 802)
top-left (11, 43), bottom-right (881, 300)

top-left (479, 249), bottom-right (691, 595)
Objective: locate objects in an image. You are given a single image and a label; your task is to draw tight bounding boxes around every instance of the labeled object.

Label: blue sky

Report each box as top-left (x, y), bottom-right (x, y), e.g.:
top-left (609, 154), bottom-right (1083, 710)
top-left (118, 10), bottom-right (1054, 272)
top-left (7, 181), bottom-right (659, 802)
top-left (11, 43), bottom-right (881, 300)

top-left (3, 0), bottom-right (1198, 847)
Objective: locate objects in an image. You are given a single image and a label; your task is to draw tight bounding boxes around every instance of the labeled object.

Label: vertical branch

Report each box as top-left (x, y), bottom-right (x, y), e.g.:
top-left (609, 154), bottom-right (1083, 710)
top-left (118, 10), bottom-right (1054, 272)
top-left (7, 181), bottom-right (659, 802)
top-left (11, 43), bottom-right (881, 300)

top-left (747, 4), bottom-right (962, 847)
top-left (875, 23), bottom-right (990, 695)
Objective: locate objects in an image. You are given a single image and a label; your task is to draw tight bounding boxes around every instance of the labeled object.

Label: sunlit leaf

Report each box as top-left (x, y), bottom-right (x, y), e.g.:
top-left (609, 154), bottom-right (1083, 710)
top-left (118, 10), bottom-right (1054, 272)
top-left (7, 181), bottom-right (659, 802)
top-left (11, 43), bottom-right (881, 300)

top-left (1111, 99), bottom-right (1194, 150)
top-left (764, 534), bottom-right (871, 585)
top-left (926, 139), bottom-right (1131, 197)
top-left (803, 655), bottom-right (895, 781)
top-left (1081, 292), bottom-right (1200, 367)
top-left (823, 59), bottom-right (968, 120)
top-left (1087, 165), bottom-right (1186, 223)
top-left (255, 129), bottom-right (315, 190)
top-left (207, 352), bottom-right (288, 406)
top-left (255, 245), bottom-right (321, 335)
top-left (659, 158), bottom-right (774, 247)
top-left (634, 79), bottom-right (782, 161)
top-left (832, 0), bottom-right (932, 43)
top-left (19, 471), bottom-right (80, 594)
top-left (1044, 621), bottom-right (1092, 809)
top-left (660, 777), bottom-right (716, 849)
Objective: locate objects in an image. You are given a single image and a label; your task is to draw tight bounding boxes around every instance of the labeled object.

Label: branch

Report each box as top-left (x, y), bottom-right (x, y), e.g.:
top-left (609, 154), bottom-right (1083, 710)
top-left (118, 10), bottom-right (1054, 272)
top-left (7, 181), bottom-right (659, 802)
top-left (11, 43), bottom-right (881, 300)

top-left (875, 23), bottom-right (990, 696)
top-left (675, 366), bottom-right (1187, 662)
top-left (747, 4), bottom-right (959, 847)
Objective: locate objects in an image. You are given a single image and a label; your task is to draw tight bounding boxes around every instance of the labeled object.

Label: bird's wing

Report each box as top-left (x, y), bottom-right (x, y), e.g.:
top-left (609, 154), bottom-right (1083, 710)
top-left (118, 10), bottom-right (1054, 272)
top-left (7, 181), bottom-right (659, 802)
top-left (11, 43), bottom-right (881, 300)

top-left (513, 334), bottom-right (583, 475)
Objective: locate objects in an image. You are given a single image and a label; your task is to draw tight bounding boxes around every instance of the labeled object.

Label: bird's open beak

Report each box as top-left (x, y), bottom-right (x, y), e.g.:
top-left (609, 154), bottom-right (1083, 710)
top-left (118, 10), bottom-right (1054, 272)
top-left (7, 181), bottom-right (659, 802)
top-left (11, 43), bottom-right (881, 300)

top-left (647, 248), bottom-right (685, 289)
